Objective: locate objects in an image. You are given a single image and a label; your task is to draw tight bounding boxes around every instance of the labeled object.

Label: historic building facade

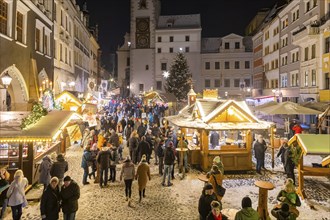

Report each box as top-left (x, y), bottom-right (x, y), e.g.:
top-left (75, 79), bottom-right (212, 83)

top-left (0, 0), bottom-right (54, 110)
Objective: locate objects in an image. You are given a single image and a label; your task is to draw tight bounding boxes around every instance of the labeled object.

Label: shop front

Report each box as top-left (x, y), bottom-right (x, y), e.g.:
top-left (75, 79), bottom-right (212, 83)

top-left (166, 90), bottom-right (273, 172)
top-left (0, 111), bottom-right (81, 185)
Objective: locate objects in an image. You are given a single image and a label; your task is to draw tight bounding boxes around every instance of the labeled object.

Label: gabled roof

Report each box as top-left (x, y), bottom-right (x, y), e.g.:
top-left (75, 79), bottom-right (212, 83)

top-left (55, 90), bottom-right (82, 106)
top-left (166, 99), bottom-right (272, 130)
top-left (222, 33), bottom-right (243, 40)
top-left (157, 14), bottom-right (201, 29)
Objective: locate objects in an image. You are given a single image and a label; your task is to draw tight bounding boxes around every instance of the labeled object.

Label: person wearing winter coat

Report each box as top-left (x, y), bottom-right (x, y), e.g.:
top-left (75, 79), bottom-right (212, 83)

top-left (60, 176), bottom-right (80, 220)
top-left (208, 165), bottom-right (224, 201)
top-left (81, 146), bottom-right (92, 185)
top-left (137, 123), bottom-right (147, 138)
top-left (277, 139), bottom-right (290, 174)
top-left (234, 196), bottom-right (260, 220)
top-left (109, 146), bottom-right (119, 182)
top-left (206, 200), bottom-right (228, 220)
top-left (124, 124), bottom-right (133, 142)
top-left (253, 135), bottom-right (267, 174)
top-left (6, 169), bottom-right (28, 220)
top-left (40, 177), bottom-right (61, 220)
top-left (157, 139), bottom-right (165, 175)
top-left (39, 155), bottom-right (52, 191)
top-left (135, 155), bottom-right (151, 203)
top-left (128, 131), bottom-right (139, 164)
top-left (120, 156), bottom-right (135, 205)
top-left (0, 167), bottom-right (10, 219)
top-left (162, 141), bottom-right (175, 187)
top-left (109, 130), bottom-right (120, 148)
top-left (271, 203), bottom-right (295, 220)
top-left (50, 154), bottom-right (68, 187)
top-left (97, 130), bottom-right (106, 150)
top-left (198, 183), bottom-right (218, 220)
top-left (137, 136), bottom-right (151, 163)
top-left (96, 144), bottom-right (111, 188)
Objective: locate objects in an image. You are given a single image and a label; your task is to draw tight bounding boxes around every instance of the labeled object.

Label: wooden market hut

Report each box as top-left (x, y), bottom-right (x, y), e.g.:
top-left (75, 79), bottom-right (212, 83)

top-left (0, 111), bottom-right (81, 185)
top-left (55, 90), bottom-right (82, 112)
top-left (288, 134), bottom-right (330, 199)
top-left (166, 89), bottom-right (273, 172)
top-left (143, 90), bottom-right (177, 115)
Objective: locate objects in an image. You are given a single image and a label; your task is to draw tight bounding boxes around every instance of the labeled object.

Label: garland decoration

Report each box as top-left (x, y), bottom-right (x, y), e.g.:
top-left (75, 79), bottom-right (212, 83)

top-left (21, 102), bottom-right (48, 130)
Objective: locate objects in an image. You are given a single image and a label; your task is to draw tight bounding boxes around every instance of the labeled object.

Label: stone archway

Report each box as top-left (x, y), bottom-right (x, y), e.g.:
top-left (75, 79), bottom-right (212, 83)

top-left (0, 65), bottom-right (29, 110)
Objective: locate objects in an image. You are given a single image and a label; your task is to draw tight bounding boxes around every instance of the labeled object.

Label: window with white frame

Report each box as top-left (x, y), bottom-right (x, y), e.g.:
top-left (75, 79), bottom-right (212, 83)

top-left (280, 74), bottom-right (288, 88)
top-left (205, 62), bottom-right (210, 70)
top-left (35, 27), bottom-right (41, 51)
top-left (44, 27), bottom-right (51, 56)
top-left (0, 0), bottom-right (14, 37)
top-left (311, 44), bottom-right (316, 59)
top-left (304, 71), bottom-right (308, 87)
top-left (311, 69), bottom-right (316, 86)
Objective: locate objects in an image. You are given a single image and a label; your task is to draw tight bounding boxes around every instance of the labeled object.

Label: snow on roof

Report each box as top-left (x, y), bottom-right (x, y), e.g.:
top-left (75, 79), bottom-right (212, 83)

top-left (157, 14), bottom-right (201, 29)
top-left (166, 99), bottom-right (272, 130)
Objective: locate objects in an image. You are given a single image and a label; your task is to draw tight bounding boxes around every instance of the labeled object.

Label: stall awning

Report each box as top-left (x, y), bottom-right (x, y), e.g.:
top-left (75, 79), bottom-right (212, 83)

top-left (288, 134), bottom-right (330, 155)
top-left (0, 111), bottom-right (82, 142)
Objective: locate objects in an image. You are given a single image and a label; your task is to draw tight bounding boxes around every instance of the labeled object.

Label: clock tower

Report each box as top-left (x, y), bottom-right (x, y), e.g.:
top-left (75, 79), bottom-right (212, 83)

top-left (130, 0), bottom-right (160, 95)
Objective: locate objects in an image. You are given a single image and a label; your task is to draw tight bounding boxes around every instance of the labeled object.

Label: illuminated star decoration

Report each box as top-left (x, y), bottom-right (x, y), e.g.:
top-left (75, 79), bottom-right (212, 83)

top-left (163, 71), bottom-right (170, 78)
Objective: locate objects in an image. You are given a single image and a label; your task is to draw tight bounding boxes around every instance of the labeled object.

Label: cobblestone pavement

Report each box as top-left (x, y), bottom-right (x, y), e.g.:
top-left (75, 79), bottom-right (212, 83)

top-left (6, 145), bottom-right (330, 220)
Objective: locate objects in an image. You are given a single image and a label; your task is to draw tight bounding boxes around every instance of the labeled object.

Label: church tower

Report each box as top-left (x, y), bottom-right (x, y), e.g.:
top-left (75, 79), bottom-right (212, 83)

top-left (130, 0), bottom-right (160, 95)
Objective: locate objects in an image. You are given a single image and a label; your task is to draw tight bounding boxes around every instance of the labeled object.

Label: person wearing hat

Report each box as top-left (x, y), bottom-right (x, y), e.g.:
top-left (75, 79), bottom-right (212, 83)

top-left (60, 176), bottom-right (80, 220)
top-left (198, 183), bottom-right (218, 220)
top-left (120, 156), bottom-right (135, 205)
top-left (135, 154), bottom-right (151, 203)
top-left (39, 155), bottom-right (53, 191)
top-left (40, 177), bottom-right (60, 220)
top-left (206, 200), bottom-right (228, 220)
top-left (208, 165), bottom-right (224, 201)
top-left (50, 154), bottom-right (68, 188)
top-left (234, 196), bottom-right (259, 220)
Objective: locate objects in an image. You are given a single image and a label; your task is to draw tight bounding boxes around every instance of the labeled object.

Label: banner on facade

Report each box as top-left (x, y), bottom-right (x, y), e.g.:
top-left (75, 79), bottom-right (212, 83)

top-left (87, 78), bottom-right (97, 92)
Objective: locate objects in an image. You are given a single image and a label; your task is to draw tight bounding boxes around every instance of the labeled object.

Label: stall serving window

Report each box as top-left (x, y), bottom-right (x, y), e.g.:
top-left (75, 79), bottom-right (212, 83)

top-left (0, 143), bottom-right (28, 169)
top-left (208, 130), bottom-right (247, 150)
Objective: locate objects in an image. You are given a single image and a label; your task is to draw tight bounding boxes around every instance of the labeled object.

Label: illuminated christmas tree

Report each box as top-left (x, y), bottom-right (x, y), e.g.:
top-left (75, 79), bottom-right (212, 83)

top-left (165, 52), bottom-right (192, 101)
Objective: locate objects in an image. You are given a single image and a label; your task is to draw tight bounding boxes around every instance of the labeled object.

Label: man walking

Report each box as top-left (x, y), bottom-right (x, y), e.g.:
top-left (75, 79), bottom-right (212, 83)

top-left (253, 135), bottom-right (267, 174)
top-left (60, 176), bottom-right (80, 220)
top-left (162, 142), bottom-right (175, 187)
top-left (96, 144), bottom-right (111, 188)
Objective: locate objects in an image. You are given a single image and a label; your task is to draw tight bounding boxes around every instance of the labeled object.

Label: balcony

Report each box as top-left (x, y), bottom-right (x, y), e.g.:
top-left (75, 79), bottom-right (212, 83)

top-left (292, 25), bottom-right (319, 45)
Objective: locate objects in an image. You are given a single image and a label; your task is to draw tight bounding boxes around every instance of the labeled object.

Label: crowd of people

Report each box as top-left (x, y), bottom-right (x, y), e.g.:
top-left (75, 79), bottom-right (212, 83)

top-left (0, 97), bottom-right (305, 220)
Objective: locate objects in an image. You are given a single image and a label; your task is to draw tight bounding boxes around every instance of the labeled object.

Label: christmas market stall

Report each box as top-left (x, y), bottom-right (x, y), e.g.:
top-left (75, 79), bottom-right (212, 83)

top-left (55, 90), bottom-right (82, 112)
top-left (0, 110), bottom-right (81, 185)
top-left (143, 90), bottom-right (177, 116)
top-left (288, 134), bottom-right (330, 199)
top-left (166, 89), bottom-right (273, 172)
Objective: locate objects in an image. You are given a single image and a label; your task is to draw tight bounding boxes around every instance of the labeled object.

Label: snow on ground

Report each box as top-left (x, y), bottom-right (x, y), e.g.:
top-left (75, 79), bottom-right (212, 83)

top-left (5, 145), bottom-right (329, 220)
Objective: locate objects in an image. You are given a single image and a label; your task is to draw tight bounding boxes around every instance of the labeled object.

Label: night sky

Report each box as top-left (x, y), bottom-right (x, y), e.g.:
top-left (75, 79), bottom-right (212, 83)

top-left (76, 0), bottom-right (279, 68)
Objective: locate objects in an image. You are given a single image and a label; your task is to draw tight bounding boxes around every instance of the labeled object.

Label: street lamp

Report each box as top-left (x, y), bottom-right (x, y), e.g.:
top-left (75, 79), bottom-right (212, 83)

top-left (1, 72), bottom-right (12, 89)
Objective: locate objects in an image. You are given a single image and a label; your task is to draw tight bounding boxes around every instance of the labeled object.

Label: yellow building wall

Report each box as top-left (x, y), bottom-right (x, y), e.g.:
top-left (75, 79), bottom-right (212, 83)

top-left (320, 90), bottom-right (330, 102)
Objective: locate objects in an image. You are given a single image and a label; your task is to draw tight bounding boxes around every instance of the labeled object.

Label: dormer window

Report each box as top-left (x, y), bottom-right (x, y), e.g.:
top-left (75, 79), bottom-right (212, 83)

top-left (225, 42), bottom-right (229, 49)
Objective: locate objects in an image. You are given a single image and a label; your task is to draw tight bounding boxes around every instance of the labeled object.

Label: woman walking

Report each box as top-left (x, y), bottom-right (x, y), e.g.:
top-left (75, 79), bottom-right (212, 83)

top-left (120, 156), bottom-right (135, 206)
top-left (39, 155), bottom-right (52, 191)
top-left (40, 177), bottom-right (61, 220)
top-left (135, 155), bottom-right (151, 203)
top-left (6, 169), bottom-right (29, 220)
